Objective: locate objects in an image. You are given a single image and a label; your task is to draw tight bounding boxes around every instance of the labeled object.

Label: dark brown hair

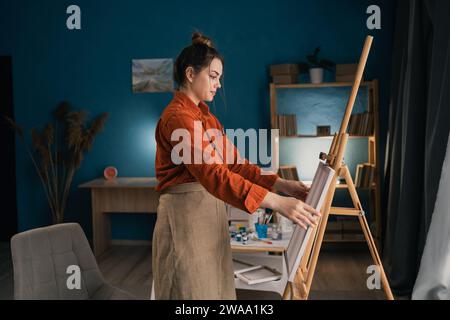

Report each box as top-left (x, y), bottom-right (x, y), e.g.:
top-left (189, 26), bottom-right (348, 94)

top-left (173, 32), bottom-right (224, 88)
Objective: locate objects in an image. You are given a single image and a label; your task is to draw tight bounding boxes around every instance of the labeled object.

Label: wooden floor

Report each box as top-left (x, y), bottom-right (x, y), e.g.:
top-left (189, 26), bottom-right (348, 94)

top-left (0, 242), bottom-right (388, 300)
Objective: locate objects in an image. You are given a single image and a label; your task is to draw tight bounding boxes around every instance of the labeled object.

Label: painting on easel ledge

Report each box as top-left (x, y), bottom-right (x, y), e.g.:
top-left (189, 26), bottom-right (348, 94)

top-left (132, 58), bottom-right (174, 93)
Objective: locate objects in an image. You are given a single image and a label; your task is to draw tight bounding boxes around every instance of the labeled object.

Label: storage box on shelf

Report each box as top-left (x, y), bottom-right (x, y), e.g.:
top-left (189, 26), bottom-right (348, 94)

top-left (270, 63), bottom-right (300, 85)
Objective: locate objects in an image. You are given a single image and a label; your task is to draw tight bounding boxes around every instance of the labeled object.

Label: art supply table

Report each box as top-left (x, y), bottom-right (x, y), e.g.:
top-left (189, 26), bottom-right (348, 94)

top-left (231, 232), bottom-right (293, 253)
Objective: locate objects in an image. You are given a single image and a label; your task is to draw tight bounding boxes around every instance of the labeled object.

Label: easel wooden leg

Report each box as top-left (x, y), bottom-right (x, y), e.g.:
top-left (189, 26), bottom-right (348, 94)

top-left (358, 214), bottom-right (394, 300)
top-left (293, 268), bottom-right (308, 299)
top-left (342, 165), bottom-right (394, 300)
top-left (282, 282), bottom-right (292, 300)
top-left (299, 222), bottom-right (319, 281)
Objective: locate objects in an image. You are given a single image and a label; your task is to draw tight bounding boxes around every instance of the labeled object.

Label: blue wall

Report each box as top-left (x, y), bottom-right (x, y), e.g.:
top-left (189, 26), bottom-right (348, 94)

top-left (0, 0), bottom-right (394, 240)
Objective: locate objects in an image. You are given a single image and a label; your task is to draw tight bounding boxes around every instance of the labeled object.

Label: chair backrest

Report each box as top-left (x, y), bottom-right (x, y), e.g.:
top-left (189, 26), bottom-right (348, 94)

top-left (11, 223), bottom-right (105, 299)
top-left (285, 161), bottom-right (335, 282)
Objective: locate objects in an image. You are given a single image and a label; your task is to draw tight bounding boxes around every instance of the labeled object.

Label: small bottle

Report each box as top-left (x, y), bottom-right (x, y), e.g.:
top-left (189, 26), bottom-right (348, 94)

top-left (277, 223), bottom-right (283, 239)
top-left (267, 225), bottom-right (273, 238)
top-left (271, 224), bottom-right (279, 240)
top-left (271, 223), bottom-right (283, 240)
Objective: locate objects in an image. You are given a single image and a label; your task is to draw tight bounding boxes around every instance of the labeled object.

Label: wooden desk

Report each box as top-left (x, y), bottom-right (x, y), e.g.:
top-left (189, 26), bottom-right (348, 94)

top-left (79, 177), bottom-right (159, 256)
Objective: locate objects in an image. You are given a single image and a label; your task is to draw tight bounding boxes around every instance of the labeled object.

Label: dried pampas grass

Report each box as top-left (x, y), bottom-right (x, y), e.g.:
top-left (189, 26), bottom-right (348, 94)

top-left (4, 102), bottom-right (109, 224)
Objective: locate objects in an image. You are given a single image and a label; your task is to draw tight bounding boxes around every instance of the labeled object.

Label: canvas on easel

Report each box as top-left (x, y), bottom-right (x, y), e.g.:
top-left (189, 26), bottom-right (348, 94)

top-left (284, 161), bottom-right (335, 283)
top-left (232, 161), bottom-right (335, 297)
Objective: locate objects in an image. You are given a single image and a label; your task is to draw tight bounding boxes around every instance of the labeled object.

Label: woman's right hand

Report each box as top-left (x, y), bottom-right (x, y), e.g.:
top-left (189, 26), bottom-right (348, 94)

top-left (260, 192), bottom-right (321, 230)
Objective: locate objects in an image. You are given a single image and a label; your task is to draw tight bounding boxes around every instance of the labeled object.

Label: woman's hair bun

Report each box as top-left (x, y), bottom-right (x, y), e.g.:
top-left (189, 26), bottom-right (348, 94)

top-left (192, 32), bottom-right (214, 48)
top-left (173, 31), bottom-right (223, 87)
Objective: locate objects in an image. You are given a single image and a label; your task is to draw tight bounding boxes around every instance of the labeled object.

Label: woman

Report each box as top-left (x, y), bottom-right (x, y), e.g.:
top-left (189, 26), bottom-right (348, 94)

top-left (153, 32), bottom-right (321, 300)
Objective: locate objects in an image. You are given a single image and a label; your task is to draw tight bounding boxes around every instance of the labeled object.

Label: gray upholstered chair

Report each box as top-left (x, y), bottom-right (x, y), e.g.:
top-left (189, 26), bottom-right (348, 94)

top-left (11, 223), bottom-right (136, 300)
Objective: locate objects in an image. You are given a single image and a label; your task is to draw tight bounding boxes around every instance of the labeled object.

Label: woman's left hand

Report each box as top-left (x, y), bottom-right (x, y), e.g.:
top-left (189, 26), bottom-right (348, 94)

top-left (274, 178), bottom-right (310, 201)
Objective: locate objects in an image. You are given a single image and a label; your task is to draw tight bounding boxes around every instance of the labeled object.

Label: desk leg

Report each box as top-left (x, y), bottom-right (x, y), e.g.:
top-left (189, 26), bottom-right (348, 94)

top-left (92, 189), bottom-right (111, 257)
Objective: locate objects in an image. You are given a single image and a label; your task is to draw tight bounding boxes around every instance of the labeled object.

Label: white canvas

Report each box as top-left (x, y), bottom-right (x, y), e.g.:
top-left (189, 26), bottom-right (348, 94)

top-left (285, 161), bottom-right (336, 282)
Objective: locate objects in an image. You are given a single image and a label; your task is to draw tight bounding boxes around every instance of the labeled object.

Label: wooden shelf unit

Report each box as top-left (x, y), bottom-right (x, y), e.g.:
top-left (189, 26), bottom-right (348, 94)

top-left (270, 79), bottom-right (382, 243)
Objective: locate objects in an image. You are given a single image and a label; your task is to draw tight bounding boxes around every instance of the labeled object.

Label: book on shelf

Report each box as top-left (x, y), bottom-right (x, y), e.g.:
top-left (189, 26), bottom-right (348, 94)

top-left (348, 112), bottom-right (374, 136)
top-left (317, 125), bottom-right (331, 136)
top-left (335, 63), bottom-right (365, 82)
top-left (355, 163), bottom-right (375, 188)
top-left (274, 114), bottom-right (297, 136)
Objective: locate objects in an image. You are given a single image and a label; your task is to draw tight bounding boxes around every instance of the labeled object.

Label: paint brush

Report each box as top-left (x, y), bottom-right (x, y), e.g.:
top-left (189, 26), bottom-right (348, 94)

top-left (264, 213), bottom-right (272, 225)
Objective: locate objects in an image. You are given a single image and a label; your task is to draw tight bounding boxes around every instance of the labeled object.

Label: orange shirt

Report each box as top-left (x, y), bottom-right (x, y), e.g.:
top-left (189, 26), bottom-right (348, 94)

top-left (155, 91), bottom-right (279, 213)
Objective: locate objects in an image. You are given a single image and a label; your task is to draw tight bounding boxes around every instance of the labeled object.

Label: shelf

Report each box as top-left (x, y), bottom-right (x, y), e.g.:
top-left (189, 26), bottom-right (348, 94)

top-left (272, 81), bottom-right (372, 89)
top-left (269, 79), bottom-right (383, 241)
top-left (278, 134), bottom-right (374, 139)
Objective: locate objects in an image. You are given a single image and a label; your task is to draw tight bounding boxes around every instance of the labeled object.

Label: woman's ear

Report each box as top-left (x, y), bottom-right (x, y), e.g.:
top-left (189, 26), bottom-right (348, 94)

top-left (185, 66), bottom-right (195, 84)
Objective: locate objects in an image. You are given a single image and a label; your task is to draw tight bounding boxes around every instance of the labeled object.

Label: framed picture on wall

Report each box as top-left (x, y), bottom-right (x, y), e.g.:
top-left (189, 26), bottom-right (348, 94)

top-left (132, 58), bottom-right (174, 93)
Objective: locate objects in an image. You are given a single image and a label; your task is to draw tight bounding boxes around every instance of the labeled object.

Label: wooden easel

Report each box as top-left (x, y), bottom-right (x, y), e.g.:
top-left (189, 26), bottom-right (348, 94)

top-left (283, 36), bottom-right (394, 300)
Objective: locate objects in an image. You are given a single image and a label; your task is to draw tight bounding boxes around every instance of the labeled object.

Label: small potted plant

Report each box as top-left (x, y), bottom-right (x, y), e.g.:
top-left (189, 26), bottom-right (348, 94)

top-left (299, 47), bottom-right (335, 84)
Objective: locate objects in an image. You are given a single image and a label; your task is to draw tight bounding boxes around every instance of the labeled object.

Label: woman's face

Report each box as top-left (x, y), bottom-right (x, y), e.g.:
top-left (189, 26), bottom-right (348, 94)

top-left (188, 57), bottom-right (223, 102)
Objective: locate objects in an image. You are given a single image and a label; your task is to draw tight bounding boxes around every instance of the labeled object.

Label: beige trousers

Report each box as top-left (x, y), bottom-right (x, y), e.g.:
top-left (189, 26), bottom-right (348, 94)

top-left (152, 182), bottom-right (236, 300)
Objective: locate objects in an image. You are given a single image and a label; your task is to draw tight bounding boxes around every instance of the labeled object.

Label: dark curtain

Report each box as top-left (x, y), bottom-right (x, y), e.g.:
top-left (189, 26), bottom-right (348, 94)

top-left (383, 0), bottom-right (450, 296)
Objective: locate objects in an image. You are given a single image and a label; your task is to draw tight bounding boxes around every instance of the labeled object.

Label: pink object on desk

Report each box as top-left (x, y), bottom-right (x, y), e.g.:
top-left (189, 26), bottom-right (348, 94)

top-left (103, 166), bottom-right (118, 180)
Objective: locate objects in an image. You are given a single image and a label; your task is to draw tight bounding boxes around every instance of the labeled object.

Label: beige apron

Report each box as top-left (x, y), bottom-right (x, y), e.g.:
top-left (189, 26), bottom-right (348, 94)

top-left (152, 182), bottom-right (236, 300)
